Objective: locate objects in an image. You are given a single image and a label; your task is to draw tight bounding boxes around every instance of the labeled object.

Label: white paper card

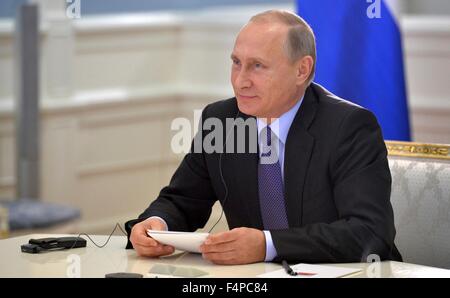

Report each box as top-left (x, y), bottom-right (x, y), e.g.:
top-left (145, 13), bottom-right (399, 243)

top-left (257, 263), bottom-right (362, 278)
top-left (146, 230), bottom-right (209, 253)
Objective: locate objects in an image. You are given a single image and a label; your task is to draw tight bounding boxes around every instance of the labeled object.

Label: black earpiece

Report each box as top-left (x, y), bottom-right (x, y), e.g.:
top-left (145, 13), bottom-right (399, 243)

top-left (208, 109), bottom-right (240, 233)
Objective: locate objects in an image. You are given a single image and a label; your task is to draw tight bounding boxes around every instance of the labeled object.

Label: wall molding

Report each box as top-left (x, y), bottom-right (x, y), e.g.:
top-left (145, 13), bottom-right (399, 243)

top-left (0, 176), bottom-right (14, 189)
top-left (0, 86), bottom-right (229, 118)
top-left (76, 156), bottom-right (181, 178)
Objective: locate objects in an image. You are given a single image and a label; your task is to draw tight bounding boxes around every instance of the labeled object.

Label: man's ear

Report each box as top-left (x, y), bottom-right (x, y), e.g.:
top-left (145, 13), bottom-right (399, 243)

top-left (296, 55), bottom-right (314, 85)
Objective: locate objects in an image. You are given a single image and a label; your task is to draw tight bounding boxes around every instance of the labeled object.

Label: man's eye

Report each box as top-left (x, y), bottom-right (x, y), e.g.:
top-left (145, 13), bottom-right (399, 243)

top-left (255, 63), bottom-right (262, 68)
top-left (233, 59), bottom-right (240, 65)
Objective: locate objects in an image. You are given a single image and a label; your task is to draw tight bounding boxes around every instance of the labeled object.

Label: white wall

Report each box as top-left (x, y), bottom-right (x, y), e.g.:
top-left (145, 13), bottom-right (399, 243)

top-left (406, 0), bottom-right (450, 15)
top-left (402, 16), bottom-right (450, 143)
top-left (0, 4), bottom-right (449, 233)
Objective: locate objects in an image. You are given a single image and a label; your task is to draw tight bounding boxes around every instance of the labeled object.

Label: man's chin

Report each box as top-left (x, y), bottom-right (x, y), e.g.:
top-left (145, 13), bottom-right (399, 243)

top-left (236, 101), bottom-right (260, 117)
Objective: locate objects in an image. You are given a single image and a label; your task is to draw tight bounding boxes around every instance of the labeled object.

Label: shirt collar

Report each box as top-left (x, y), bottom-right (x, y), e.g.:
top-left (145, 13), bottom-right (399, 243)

top-left (257, 95), bottom-right (304, 144)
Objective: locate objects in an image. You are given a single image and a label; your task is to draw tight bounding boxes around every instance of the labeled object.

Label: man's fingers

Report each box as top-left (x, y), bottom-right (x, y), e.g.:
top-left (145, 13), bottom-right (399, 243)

top-left (200, 241), bottom-right (235, 253)
top-left (130, 217), bottom-right (174, 257)
top-left (131, 221), bottom-right (165, 247)
top-left (135, 244), bottom-right (174, 257)
top-left (134, 237), bottom-right (158, 248)
top-left (205, 230), bottom-right (237, 245)
top-left (132, 232), bottom-right (159, 247)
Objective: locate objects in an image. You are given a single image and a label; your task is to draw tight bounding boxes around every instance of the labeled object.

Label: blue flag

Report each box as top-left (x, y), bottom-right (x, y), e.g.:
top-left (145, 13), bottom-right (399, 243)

top-left (297, 0), bottom-right (411, 141)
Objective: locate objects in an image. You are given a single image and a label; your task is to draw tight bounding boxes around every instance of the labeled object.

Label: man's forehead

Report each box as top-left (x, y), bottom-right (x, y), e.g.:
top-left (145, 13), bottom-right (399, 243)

top-left (232, 23), bottom-right (287, 58)
top-left (238, 21), bottom-right (287, 42)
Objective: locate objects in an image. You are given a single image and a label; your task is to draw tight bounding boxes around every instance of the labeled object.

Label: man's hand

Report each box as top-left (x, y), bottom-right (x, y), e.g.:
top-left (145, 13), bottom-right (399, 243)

top-left (199, 227), bottom-right (266, 265)
top-left (130, 217), bottom-right (175, 257)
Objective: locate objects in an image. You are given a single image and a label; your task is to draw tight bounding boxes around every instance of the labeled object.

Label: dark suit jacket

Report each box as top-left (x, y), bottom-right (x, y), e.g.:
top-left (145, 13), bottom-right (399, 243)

top-left (125, 83), bottom-right (402, 263)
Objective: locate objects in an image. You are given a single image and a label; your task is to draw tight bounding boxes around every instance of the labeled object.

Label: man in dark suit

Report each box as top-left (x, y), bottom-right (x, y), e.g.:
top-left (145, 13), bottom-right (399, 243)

top-left (126, 10), bottom-right (402, 265)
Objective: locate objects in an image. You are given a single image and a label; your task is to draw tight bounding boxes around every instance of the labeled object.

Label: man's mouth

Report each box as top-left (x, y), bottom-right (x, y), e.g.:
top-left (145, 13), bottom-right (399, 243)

top-left (238, 94), bottom-right (257, 100)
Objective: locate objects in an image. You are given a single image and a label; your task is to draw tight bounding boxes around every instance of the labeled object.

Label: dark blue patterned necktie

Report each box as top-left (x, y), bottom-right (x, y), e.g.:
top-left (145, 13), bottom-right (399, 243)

top-left (258, 126), bottom-right (289, 230)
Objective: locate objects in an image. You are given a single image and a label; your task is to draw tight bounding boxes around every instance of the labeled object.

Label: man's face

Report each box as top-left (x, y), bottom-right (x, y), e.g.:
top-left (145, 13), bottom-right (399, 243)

top-left (231, 22), bottom-right (301, 119)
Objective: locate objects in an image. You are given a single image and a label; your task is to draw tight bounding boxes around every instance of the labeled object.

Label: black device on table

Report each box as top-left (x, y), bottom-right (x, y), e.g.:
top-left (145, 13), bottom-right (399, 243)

top-left (21, 237), bottom-right (87, 253)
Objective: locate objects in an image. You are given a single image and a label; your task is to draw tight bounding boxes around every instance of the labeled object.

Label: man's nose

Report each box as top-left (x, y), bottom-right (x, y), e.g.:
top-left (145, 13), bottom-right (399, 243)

top-left (234, 69), bottom-right (252, 89)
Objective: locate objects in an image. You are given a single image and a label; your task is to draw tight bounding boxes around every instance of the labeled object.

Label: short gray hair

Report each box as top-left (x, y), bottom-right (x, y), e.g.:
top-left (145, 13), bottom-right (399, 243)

top-left (249, 10), bottom-right (316, 85)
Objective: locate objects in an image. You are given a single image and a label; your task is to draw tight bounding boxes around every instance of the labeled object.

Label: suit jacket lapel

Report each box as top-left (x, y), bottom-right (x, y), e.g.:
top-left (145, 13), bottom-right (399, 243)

top-left (223, 109), bottom-right (263, 229)
top-left (284, 86), bottom-right (317, 227)
top-left (231, 149), bottom-right (262, 228)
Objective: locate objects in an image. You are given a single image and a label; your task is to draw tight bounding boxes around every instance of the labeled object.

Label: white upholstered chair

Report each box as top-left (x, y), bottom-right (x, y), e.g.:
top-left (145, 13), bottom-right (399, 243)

top-left (387, 141), bottom-right (450, 269)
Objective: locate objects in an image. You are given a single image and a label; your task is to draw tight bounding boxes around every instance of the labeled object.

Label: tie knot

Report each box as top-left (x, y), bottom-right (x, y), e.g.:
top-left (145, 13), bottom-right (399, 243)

top-left (261, 126), bottom-right (273, 146)
top-left (260, 126), bottom-right (279, 162)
